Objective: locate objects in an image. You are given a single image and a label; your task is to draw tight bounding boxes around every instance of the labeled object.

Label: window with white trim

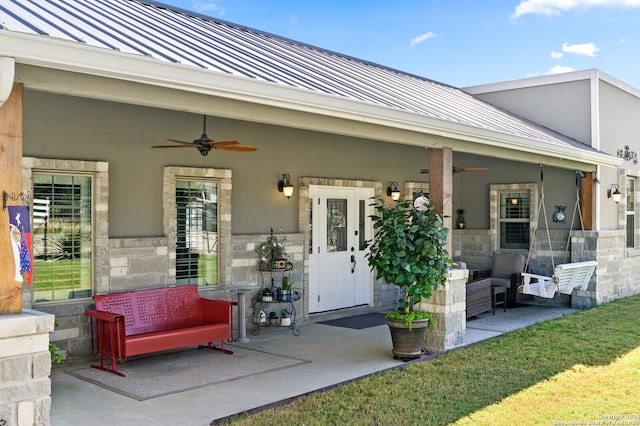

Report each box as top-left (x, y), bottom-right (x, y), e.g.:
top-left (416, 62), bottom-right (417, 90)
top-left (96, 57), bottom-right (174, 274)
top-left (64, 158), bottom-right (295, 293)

top-left (23, 157), bottom-right (109, 302)
top-left (490, 183), bottom-right (538, 252)
top-left (499, 191), bottom-right (531, 249)
top-left (175, 180), bottom-right (218, 286)
top-left (163, 166), bottom-right (231, 288)
top-left (32, 174), bottom-right (92, 301)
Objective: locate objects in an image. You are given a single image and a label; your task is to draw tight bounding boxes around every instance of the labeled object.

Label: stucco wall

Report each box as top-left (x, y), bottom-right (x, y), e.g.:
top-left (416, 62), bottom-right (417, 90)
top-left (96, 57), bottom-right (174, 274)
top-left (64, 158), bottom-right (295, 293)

top-left (468, 79), bottom-right (592, 146)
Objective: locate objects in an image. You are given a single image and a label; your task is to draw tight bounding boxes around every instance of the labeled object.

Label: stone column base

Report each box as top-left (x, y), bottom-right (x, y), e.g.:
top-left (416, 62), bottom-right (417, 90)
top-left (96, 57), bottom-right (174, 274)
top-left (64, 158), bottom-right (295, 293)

top-left (417, 268), bottom-right (467, 353)
top-left (0, 309), bottom-right (54, 426)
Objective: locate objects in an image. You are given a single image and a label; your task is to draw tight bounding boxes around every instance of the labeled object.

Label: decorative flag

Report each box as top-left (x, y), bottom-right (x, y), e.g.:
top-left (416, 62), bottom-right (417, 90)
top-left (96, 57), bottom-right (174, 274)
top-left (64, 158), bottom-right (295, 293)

top-left (8, 206), bottom-right (33, 284)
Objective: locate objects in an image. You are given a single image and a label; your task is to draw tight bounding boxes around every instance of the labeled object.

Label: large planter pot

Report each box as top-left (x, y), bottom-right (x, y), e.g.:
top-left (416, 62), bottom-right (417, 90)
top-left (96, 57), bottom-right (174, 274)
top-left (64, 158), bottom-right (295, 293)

top-left (387, 317), bottom-right (431, 360)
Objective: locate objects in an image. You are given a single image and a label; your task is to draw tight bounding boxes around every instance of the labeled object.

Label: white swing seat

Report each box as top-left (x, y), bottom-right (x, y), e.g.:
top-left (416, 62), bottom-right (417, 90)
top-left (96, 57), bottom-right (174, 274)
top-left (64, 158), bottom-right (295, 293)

top-left (519, 260), bottom-right (597, 298)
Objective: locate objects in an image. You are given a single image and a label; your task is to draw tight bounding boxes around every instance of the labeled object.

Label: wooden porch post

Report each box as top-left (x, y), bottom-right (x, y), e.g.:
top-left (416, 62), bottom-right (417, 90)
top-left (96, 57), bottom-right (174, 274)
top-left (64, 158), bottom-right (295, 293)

top-left (0, 83), bottom-right (24, 315)
top-left (428, 147), bottom-right (453, 256)
top-left (581, 172), bottom-right (594, 230)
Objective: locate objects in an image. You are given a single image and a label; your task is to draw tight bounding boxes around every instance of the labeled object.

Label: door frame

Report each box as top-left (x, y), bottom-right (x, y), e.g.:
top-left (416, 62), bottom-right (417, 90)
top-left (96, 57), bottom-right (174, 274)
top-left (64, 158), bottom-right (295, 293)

top-left (299, 178), bottom-right (382, 313)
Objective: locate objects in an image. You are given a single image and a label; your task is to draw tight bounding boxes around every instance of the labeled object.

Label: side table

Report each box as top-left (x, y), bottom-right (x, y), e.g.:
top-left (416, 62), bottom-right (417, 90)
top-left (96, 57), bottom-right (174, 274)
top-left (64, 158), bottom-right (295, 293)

top-left (491, 285), bottom-right (507, 315)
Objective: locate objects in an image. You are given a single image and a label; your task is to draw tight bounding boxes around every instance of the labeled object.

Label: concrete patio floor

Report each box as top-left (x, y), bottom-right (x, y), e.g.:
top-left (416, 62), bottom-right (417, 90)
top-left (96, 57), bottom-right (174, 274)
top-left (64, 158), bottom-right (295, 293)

top-left (50, 304), bottom-right (577, 426)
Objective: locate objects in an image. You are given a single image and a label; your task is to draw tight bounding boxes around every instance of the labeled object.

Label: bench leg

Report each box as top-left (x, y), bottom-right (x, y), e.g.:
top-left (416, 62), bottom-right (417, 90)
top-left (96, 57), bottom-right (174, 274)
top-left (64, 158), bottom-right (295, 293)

top-left (200, 341), bottom-right (233, 355)
top-left (89, 317), bottom-right (126, 376)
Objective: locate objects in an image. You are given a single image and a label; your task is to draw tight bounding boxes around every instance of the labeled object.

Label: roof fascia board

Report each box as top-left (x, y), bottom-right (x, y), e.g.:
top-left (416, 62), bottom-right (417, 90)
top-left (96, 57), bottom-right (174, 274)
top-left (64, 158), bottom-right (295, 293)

top-left (463, 69), bottom-right (594, 94)
top-left (465, 68), bottom-right (640, 100)
top-left (3, 32), bottom-right (621, 168)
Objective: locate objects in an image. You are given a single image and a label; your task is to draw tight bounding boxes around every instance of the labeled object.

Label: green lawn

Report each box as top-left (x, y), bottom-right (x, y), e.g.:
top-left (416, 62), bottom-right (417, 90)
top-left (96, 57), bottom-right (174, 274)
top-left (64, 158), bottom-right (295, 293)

top-left (227, 294), bottom-right (640, 425)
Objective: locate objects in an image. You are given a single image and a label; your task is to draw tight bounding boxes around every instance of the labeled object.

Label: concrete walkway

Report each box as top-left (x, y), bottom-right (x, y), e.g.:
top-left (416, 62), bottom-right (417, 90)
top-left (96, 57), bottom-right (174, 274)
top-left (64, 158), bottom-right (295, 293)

top-left (50, 305), bottom-right (576, 426)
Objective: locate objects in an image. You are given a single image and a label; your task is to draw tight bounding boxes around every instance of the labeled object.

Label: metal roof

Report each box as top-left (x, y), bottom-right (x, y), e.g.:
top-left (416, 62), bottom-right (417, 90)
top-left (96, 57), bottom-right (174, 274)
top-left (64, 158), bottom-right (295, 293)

top-left (0, 0), bottom-right (606, 156)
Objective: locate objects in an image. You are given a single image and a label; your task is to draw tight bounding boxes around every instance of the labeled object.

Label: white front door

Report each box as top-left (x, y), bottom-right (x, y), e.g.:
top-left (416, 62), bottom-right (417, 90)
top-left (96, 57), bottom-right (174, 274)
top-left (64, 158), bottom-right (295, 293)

top-left (308, 186), bottom-right (374, 313)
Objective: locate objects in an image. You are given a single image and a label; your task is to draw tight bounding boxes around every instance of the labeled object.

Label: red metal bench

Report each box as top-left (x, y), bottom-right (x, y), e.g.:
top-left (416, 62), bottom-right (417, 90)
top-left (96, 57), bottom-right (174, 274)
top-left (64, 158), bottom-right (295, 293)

top-left (85, 285), bottom-right (233, 376)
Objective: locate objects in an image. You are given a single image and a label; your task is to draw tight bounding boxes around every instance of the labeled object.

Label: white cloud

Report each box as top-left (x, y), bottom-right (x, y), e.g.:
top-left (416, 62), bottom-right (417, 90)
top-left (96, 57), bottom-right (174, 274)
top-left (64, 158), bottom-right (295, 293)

top-left (409, 32), bottom-right (439, 47)
top-left (192, 1), bottom-right (225, 15)
top-left (512, 0), bottom-right (640, 19)
top-left (562, 42), bottom-right (599, 56)
top-left (546, 65), bottom-right (576, 75)
top-left (618, 37), bottom-right (628, 43)
top-left (550, 51), bottom-right (564, 58)
top-left (289, 14), bottom-right (299, 28)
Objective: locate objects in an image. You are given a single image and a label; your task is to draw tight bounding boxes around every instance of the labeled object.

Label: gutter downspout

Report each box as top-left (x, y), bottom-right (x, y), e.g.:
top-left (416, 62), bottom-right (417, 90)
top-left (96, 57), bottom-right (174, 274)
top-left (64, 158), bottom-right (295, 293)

top-left (0, 57), bottom-right (15, 108)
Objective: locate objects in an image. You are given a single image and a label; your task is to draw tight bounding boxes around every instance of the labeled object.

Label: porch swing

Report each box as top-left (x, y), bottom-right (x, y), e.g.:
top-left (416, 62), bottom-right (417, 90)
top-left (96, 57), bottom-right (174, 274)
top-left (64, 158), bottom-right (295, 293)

top-left (519, 166), bottom-right (597, 299)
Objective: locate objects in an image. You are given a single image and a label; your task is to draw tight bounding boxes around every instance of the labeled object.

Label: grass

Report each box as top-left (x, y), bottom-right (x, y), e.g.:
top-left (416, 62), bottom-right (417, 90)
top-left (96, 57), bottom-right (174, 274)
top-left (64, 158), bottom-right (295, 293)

top-left (226, 294), bottom-right (640, 425)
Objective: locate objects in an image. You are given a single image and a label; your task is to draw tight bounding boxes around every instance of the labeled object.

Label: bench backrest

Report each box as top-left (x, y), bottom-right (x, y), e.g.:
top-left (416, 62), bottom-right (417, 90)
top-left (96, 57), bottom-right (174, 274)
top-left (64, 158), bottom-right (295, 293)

top-left (94, 285), bottom-right (203, 336)
top-left (554, 260), bottom-right (597, 294)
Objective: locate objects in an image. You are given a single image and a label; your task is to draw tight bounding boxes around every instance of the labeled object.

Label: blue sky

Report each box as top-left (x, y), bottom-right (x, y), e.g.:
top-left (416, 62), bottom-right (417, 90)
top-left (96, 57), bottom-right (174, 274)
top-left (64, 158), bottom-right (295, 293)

top-left (158, 0), bottom-right (640, 89)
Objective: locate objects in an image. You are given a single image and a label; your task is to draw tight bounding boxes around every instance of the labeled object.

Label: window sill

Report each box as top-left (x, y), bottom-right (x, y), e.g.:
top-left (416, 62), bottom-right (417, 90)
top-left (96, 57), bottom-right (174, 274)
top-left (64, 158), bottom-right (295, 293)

top-left (625, 247), bottom-right (640, 258)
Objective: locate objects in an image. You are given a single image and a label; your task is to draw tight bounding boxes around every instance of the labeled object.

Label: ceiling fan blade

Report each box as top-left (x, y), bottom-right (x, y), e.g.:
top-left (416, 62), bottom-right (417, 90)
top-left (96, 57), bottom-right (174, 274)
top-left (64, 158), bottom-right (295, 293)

top-left (208, 139), bottom-right (242, 147)
top-left (151, 144), bottom-right (198, 149)
top-left (214, 145), bottom-right (258, 152)
top-left (454, 167), bottom-right (489, 173)
top-left (420, 167), bottom-right (489, 174)
top-left (163, 138), bottom-right (195, 146)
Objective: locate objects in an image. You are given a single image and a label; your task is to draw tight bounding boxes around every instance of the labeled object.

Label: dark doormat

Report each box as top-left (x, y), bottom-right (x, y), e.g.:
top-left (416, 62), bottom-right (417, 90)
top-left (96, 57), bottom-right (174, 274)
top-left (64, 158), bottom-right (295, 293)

top-left (318, 312), bottom-right (388, 329)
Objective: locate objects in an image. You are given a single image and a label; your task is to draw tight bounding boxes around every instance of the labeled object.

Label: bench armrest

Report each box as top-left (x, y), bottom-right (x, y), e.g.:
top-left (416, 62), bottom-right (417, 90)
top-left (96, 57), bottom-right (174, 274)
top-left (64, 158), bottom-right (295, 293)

top-left (85, 309), bottom-right (124, 322)
top-left (200, 299), bottom-right (233, 324)
top-left (472, 269), bottom-right (491, 281)
top-left (84, 309), bottom-right (127, 360)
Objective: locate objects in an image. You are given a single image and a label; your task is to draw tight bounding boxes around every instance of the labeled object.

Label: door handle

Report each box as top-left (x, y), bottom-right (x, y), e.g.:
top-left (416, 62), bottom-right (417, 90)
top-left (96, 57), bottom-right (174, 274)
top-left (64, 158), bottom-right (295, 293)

top-left (350, 254), bottom-right (356, 273)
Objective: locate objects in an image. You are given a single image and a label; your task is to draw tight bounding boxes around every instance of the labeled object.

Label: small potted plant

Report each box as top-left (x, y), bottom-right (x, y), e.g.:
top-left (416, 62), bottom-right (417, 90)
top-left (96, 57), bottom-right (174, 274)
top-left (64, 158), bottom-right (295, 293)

top-left (280, 308), bottom-right (291, 327)
top-left (278, 276), bottom-right (294, 302)
top-left (268, 311), bottom-right (279, 326)
top-left (365, 195), bottom-right (451, 359)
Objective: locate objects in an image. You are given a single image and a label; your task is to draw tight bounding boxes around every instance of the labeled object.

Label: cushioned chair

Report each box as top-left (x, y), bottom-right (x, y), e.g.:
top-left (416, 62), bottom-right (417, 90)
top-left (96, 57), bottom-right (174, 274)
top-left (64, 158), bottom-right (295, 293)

top-left (473, 252), bottom-right (527, 307)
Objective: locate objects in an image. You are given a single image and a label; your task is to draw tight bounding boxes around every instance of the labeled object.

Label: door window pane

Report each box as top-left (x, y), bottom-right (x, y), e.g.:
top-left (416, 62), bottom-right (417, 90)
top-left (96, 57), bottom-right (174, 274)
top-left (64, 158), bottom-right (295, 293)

top-left (327, 198), bottom-right (347, 252)
top-left (176, 180), bottom-right (218, 286)
top-left (627, 178), bottom-right (635, 248)
top-left (358, 199), bottom-right (366, 250)
top-left (32, 174), bottom-right (92, 301)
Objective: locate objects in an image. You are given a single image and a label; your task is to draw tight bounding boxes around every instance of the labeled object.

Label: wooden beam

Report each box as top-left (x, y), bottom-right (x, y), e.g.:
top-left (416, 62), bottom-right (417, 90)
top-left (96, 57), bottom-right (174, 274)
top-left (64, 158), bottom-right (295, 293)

top-left (427, 148), bottom-right (453, 256)
top-left (581, 172), bottom-right (594, 230)
top-left (0, 83), bottom-right (23, 315)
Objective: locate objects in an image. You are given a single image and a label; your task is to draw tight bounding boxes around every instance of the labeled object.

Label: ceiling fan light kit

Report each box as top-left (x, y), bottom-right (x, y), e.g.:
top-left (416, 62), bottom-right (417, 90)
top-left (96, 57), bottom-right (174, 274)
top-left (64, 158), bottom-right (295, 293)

top-left (151, 115), bottom-right (257, 157)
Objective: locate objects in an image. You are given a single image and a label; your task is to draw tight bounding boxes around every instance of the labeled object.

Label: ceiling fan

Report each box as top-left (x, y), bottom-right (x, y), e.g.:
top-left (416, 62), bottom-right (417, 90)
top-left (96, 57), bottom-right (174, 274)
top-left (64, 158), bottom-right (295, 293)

top-left (152, 115), bottom-right (258, 157)
top-left (420, 166), bottom-right (488, 174)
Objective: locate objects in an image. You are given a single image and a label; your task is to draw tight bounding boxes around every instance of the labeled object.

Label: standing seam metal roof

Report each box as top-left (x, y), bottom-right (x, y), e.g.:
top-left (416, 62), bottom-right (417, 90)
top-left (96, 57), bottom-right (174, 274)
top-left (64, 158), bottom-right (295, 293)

top-left (0, 0), bottom-right (594, 151)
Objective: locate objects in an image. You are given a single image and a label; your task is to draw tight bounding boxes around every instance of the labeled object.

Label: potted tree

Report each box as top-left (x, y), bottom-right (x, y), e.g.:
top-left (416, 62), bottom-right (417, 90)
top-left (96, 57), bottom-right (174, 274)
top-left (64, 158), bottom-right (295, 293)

top-left (365, 195), bottom-right (451, 359)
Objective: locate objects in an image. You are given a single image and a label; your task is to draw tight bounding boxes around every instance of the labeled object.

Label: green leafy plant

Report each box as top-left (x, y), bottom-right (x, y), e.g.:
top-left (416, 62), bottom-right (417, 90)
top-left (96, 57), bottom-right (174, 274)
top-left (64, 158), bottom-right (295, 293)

top-left (365, 196), bottom-right (450, 326)
top-left (281, 276), bottom-right (293, 290)
top-left (49, 318), bottom-right (64, 365)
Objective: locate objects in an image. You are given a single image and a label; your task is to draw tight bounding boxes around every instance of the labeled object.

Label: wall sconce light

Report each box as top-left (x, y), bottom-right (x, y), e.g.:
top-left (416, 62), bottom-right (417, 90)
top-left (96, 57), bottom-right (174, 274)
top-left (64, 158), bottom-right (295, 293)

top-left (608, 184), bottom-right (622, 203)
top-left (278, 174), bottom-right (294, 199)
top-left (386, 182), bottom-right (401, 201)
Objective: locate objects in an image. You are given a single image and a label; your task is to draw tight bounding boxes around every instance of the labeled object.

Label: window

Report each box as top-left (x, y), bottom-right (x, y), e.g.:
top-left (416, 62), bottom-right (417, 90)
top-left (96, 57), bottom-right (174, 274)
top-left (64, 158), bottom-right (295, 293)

top-left (499, 191), bottom-right (531, 249)
top-left (175, 180), bottom-right (218, 286)
top-left (626, 178), bottom-right (635, 248)
top-left (490, 183), bottom-right (538, 252)
top-left (163, 166), bottom-right (231, 287)
top-left (32, 174), bottom-right (93, 301)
